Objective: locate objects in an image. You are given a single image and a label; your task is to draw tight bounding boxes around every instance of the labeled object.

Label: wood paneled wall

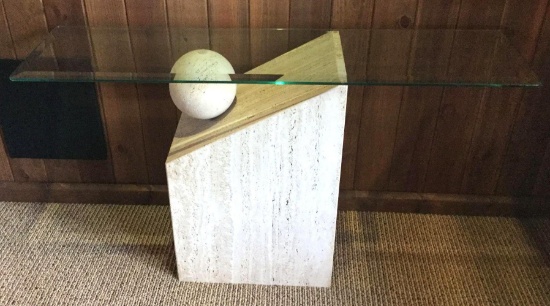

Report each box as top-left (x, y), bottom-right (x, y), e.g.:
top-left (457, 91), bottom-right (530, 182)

top-left (0, 0), bottom-right (549, 210)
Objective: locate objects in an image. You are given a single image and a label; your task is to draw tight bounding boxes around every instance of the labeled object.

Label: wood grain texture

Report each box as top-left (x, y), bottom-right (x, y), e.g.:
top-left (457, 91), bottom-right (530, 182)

top-left (41, 3), bottom-right (90, 184)
top-left (83, 0), bottom-right (126, 26)
top-left (77, 159), bottom-right (115, 183)
top-left (0, 0), bottom-right (15, 59)
top-left (329, 0), bottom-right (373, 189)
top-left (330, 0), bottom-right (374, 28)
top-left (423, 88), bottom-right (484, 193)
top-left (0, 181), bottom-right (168, 204)
top-left (44, 160), bottom-right (81, 183)
top-left (289, 0), bottom-right (332, 28)
top-left (497, 87), bottom-right (550, 196)
top-left (354, 29), bottom-right (413, 191)
top-left (208, 0), bottom-right (250, 72)
top-left (3, 0), bottom-right (49, 58)
top-left (136, 85), bottom-right (177, 184)
top-left (0, 131), bottom-right (13, 181)
top-left (388, 87), bottom-right (442, 192)
top-left (97, 83), bottom-right (148, 184)
top-left (42, 0), bottom-right (86, 29)
top-left (496, 1), bottom-right (550, 196)
top-left (333, 4), bottom-right (374, 197)
top-left (501, 0), bottom-right (549, 61)
top-left (372, 0), bottom-right (418, 29)
top-left (125, 0), bottom-right (167, 27)
top-left (165, 0), bottom-right (208, 27)
top-left (415, 0), bottom-right (460, 28)
top-left (250, 0), bottom-right (289, 27)
top-left (338, 31), bottom-right (370, 190)
top-left (354, 86), bottom-right (402, 191)
top-left (339, 190), bottom-right (550, 217)
top-left (457, 0), bottom-right (506, 28)
top-left (126, 0), bottom-right (176, 184)
top-left (10, 158), bottom-right (47, 182)
top-left (461, 89), bottom-right (522, 195)
top-left (534, 140), bottom-right (550, 196)
top-left (208, 0), bottom-right (248, 27)
top-left (3, 0), bottom-right (49, 182)
top-left (0, 3), bottom-right (14, 181)
top-left (85, 0), bottom-right (148, 184)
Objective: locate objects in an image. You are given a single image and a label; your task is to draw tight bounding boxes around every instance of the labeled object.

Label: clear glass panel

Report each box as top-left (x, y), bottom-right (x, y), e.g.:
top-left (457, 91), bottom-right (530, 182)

top-left (10, 26), bottom-right (540, 87)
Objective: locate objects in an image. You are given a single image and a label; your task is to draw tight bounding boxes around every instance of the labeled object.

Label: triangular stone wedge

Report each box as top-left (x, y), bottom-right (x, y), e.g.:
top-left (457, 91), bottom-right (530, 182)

top-left (167, 31), bottom-right (347, 162)
top-left (166, 31), bottom-right (348, 287)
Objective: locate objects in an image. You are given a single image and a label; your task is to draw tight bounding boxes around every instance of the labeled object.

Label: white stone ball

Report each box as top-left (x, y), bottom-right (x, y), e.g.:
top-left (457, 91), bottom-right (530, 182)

top-left (169, 49), bottom-right (237, 119)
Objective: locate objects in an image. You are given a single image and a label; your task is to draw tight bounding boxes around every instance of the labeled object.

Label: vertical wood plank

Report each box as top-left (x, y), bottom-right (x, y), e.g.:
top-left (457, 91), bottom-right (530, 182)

top-left (0, 0), bottom-right (15, 59)
top-left (44, 160), bottom-right (81, 182)
top-left (166, 0), bottom-right (208, 27)
top-left (10, 158), bottom-right (47, 182)
top-left (331, 0), bottom-right (374, 28)
top-left (501, 0), bottom-right (548, 61)
top-left (42, 0), bottom-right (86, 30)
top-left (126, 1), bottom-right (178, 185)
top-left (354, 3), bottom-right (416, 191)
top-left (336, 31), bottom-right (370, 190)
top-left (355, 86), bottom-right (403, 191)
top-left (85, 0), bottom-right (148, 184)
top-left (249, 0), bottom-right (290, 71)
top-left (494, 1), bottom-right (550, 196)
top-left (41, 0), bottom-right (89, 183)
top-left (208, 0), bottom-right (248, 28)
top-left (388, 87), bottom-right (443, 192)
top-left (457, 0), bottom-right (506, 28)
top-left (533, 140), bottom-right (550, 196)
top-left (372, 0), bottom-right (418, 29)
top-left (0, 1), bottom-right (14, 181)
top-left (250, 0), bottom-right (289, 27)
top-left (423, 88), bottom-right (484, 193)
top-left (461, 89), bottom-right (522, 194)
top-left (422, 3), bottom-right (508, 194)
top-left (208, 0), bottom-right (250, 73)
top-left (3, 0), bottom-right (49, 58)
top-left (289, 0), bottom-right (332, 28)
top-left (415, 0), bottom-right (460, 28)
top-left (330, 2), bottom-right (373, 189)
top-left (388, 2), bottom-right (459, 192)
top-left (3, 0), bottom-right (49, 182)
top-left (125, 0), bottom-right (167, 27)
top-left (0, 131), bottom-right (13, 181)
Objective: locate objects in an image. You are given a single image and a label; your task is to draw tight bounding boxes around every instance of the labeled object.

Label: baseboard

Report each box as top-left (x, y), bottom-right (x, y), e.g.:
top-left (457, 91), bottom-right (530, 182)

top-left (0, 182), bottom-right (548, 216)
top-left (0, 181), bottom-right (169, 205)
top-left (338, 190), bottom-right (550, 217)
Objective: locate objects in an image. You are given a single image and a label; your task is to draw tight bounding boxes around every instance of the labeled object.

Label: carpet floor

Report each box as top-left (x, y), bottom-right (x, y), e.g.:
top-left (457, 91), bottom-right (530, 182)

top-left (1, 202), bottom-right (549, 305)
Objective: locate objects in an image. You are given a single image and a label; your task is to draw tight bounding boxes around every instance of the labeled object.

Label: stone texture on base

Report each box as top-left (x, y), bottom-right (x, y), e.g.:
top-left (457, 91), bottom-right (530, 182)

top-left (166, 85), bottom-right (347, 287)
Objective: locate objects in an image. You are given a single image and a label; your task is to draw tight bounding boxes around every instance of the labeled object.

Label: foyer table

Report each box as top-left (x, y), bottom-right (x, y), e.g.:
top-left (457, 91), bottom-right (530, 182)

top-left (11, 26), bottom-right (540, 287)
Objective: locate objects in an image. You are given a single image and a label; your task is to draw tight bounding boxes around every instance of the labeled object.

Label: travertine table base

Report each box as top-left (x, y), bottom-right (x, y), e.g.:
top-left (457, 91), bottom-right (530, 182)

top-left (166, 32), bottom-right (347, 287)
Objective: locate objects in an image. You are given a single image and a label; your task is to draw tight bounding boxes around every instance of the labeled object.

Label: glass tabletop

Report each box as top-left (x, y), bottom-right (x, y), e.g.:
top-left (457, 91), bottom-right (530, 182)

top-left (9, 26), bottom-right (540, 87)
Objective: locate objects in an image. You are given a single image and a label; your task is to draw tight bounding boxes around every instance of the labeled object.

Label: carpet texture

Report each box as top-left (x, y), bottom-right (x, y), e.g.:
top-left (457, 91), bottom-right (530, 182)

top-left (1, 202), bottom-right (549, 305)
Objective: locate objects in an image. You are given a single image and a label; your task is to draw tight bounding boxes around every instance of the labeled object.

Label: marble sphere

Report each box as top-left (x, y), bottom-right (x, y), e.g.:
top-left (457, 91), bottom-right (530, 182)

top-left (169, 50), bottom-right (236, 119)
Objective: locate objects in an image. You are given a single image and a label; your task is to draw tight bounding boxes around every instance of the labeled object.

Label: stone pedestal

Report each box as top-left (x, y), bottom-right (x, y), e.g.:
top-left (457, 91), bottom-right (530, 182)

top-left (166, 32), bottom-right (347, 287)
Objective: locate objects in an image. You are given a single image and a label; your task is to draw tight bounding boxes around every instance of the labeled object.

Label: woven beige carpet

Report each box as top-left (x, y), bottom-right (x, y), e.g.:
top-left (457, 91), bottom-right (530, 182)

top-left (1, 202), bottom-right (549, 305)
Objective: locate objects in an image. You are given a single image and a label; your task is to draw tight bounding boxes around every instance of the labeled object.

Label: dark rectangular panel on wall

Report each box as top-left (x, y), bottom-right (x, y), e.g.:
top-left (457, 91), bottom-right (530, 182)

top-left (0, 59), bottom-right (107, 160)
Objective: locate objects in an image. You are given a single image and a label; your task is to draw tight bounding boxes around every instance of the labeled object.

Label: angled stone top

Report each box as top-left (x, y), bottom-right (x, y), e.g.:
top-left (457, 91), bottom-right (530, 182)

top-left (167, 31), bottom-right (347, 163)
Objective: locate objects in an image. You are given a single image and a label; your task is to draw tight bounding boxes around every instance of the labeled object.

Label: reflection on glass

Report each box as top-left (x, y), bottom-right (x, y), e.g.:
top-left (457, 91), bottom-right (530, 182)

top-left (10, 26), bottom-right (540, 87)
